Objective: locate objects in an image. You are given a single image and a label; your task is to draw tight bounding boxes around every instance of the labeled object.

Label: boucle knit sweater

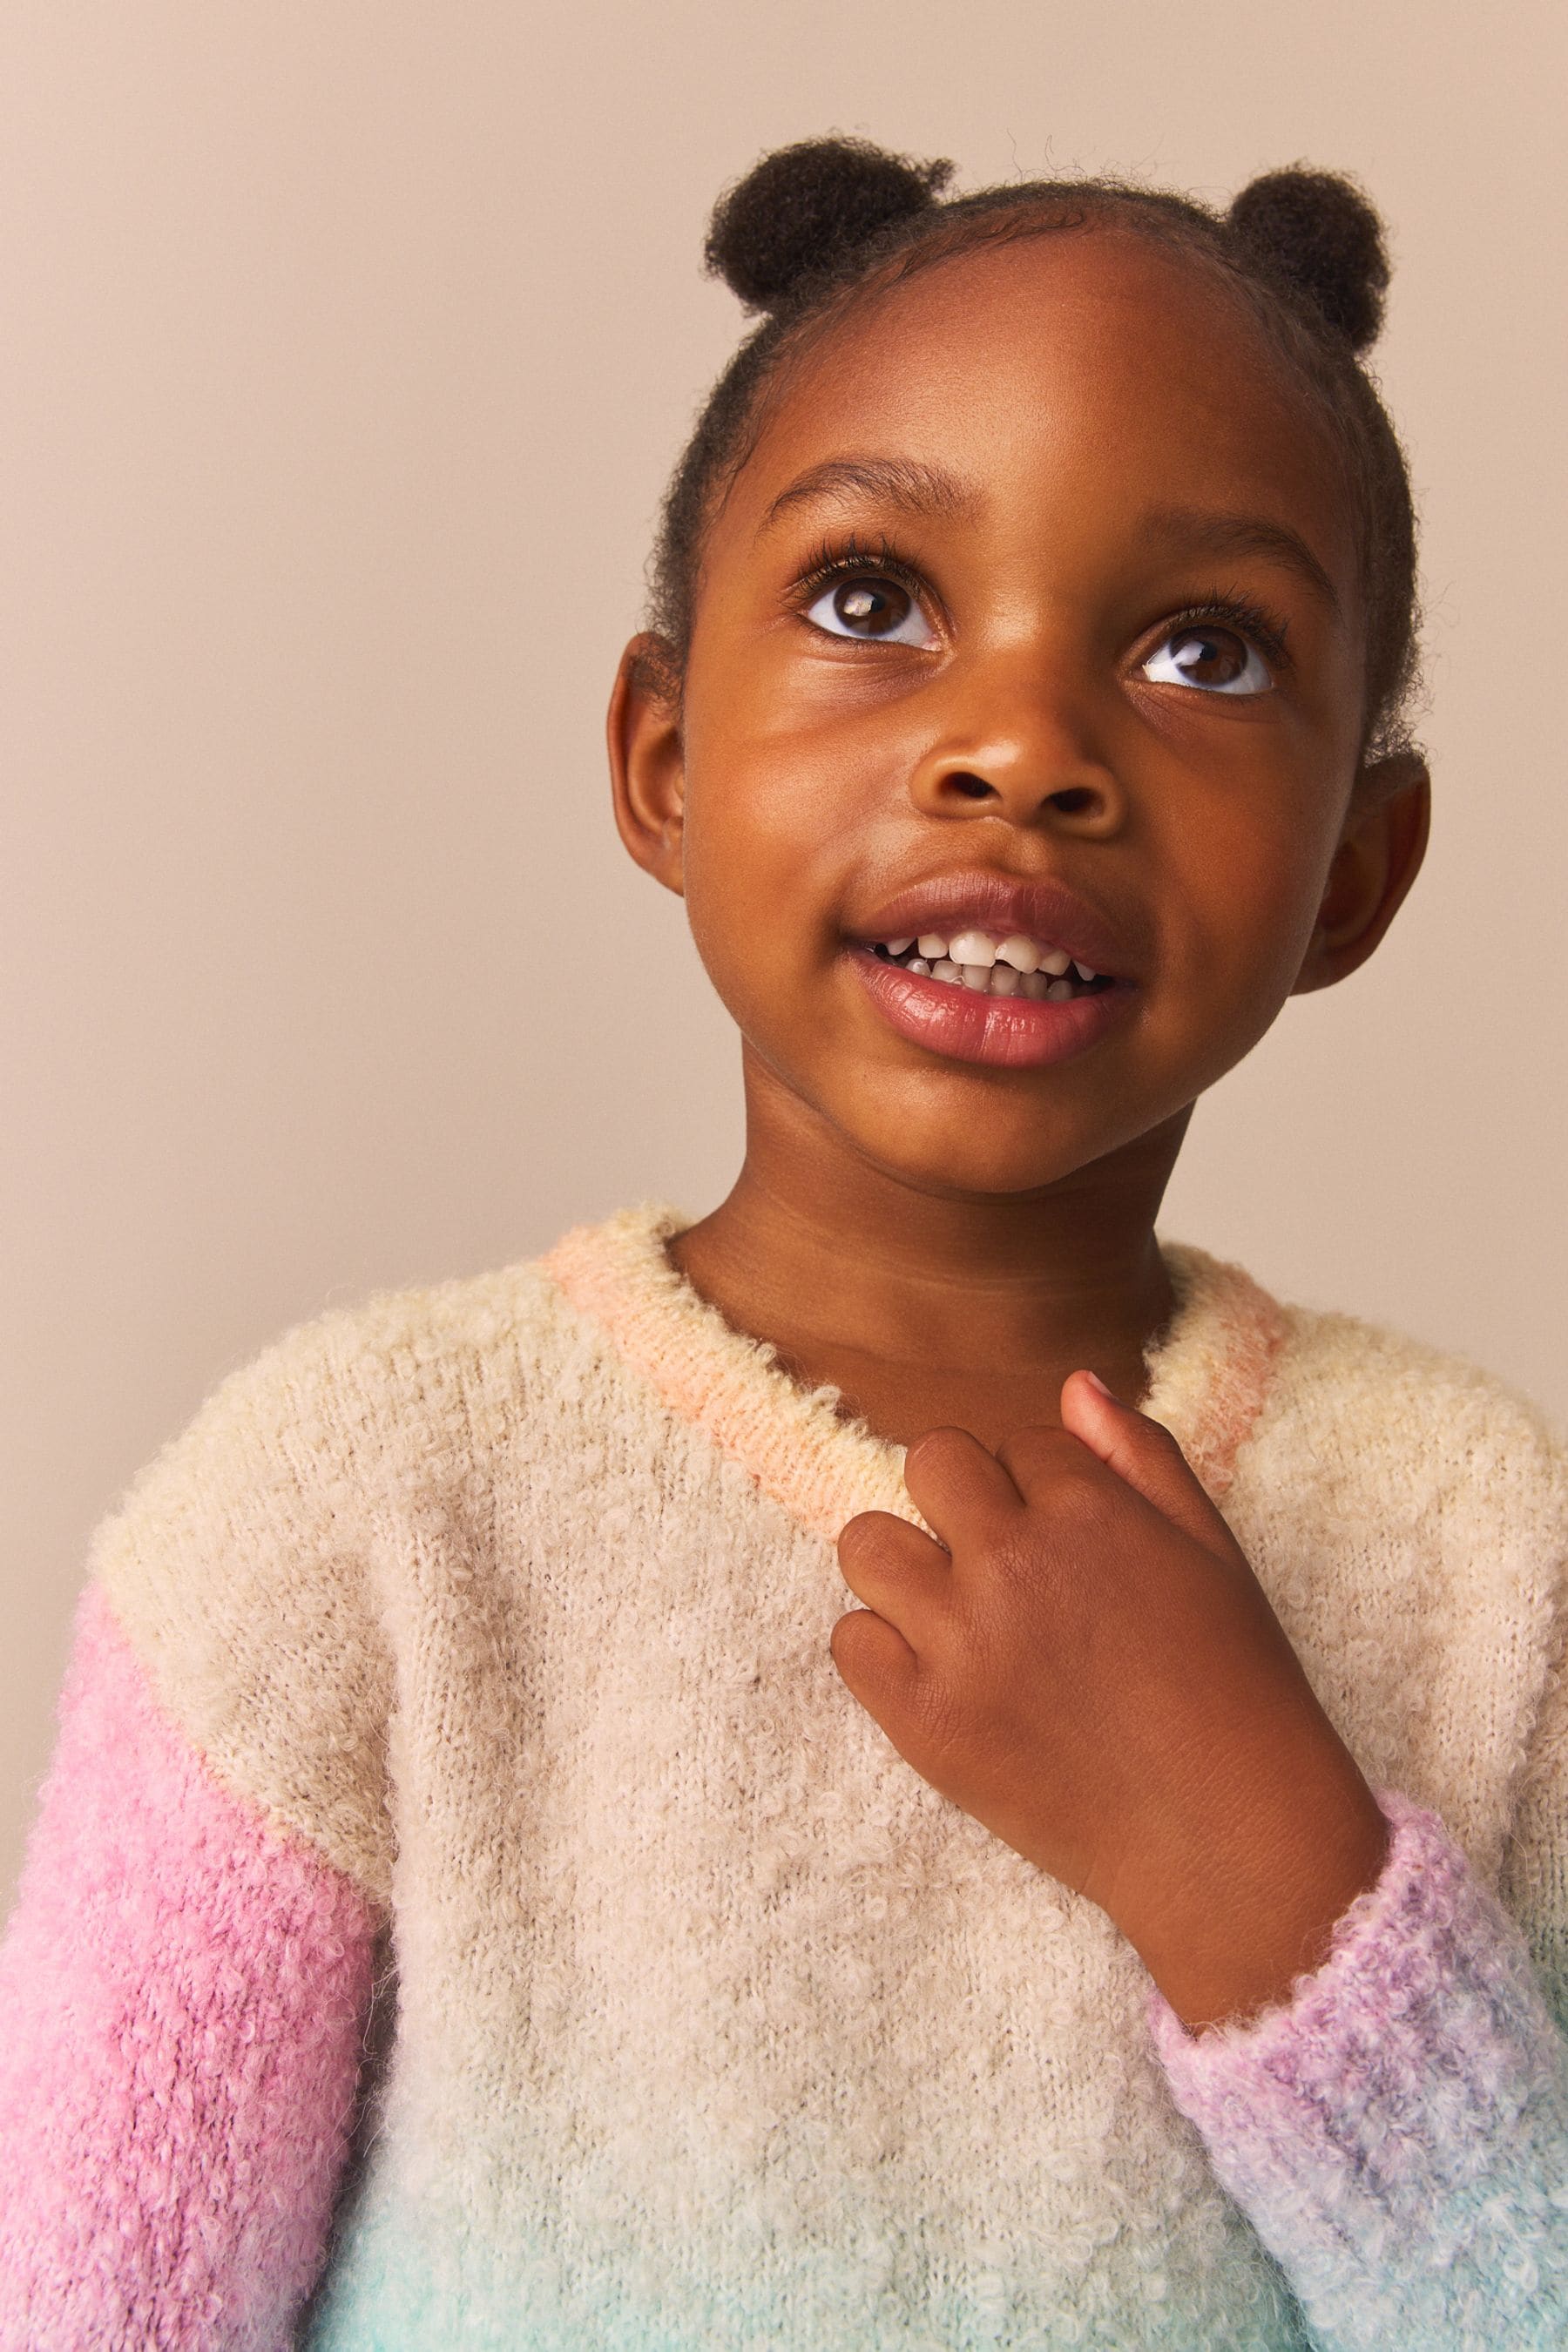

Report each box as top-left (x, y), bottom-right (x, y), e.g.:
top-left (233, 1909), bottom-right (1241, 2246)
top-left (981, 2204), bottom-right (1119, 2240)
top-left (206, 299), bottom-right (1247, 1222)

top-left (2, 1202), bottom-right (1567, 2351)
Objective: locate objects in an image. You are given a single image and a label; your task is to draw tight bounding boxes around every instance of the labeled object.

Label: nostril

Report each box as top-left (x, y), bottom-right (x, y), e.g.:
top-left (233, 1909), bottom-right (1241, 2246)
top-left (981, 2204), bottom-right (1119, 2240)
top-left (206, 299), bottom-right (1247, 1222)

top-left (948, 774), bottom-right (997, 801)
top-left (1048, 787), bottom-right (1098, 816)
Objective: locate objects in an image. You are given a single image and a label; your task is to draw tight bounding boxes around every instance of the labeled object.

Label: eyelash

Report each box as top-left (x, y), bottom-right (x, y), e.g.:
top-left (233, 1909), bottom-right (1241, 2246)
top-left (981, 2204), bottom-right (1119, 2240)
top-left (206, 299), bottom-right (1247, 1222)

top-left (789, 533), bottom-right (1294, 673)
top-left (792, 531), bottom-right (931, 615)
top-left (1159, 590), bottom-right (1293, 672)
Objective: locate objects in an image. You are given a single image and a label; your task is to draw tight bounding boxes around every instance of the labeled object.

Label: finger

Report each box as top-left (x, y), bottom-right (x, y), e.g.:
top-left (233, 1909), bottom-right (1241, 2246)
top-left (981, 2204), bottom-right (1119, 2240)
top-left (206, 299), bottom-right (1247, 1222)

top-left (900, 1425), bottom-right (1022, 1549)
top-left (837, 1510), bottom-right (951, 1632)
top-left (829, 1606), bottom-right (918, 1719)
top-left (992, 1420), bottom-right (1096, 1497)
top-left (1056, 1370), bottom-right (1231, 1551)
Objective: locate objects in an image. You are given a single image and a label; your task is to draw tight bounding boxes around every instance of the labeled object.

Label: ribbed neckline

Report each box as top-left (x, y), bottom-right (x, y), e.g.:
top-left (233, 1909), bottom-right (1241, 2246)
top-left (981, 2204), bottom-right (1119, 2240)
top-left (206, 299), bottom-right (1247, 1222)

top-left (539, 1202), bottom-right (1286, 1545)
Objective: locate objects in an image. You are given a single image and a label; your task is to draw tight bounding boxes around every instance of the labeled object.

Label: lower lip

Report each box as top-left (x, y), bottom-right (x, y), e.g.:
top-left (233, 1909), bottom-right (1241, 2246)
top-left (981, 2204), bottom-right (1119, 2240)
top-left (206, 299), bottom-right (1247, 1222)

top-left (848, 946), bottom-right (1136, 1070)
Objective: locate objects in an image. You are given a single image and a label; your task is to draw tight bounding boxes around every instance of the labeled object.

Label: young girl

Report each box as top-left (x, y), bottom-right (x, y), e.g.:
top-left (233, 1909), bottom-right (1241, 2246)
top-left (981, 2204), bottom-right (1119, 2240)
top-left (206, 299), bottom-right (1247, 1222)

top-left (1, 136), bottom-right (1564, 2352)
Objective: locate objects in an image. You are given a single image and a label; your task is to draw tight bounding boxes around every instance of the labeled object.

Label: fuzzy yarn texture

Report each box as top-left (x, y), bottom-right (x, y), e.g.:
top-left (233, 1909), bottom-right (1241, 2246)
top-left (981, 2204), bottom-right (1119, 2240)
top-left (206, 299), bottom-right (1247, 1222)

top-left (0, 1585), bottom-right (375, 2350)
top-left (1, 1200), bottom-right (1565, 2350)
top-left (1151, 1791), bottom-right (1568, 2348)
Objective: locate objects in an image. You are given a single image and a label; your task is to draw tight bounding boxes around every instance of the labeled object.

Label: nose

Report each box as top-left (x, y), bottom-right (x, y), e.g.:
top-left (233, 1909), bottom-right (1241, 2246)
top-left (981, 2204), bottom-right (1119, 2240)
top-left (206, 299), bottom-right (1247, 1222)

top-left (906, 651), bottom-right (1126, 837)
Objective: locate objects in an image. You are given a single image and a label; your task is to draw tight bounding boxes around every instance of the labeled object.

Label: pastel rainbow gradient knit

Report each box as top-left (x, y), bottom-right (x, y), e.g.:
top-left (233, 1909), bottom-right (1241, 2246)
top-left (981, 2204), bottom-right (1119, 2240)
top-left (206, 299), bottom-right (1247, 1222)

top-left (2, 1202), bottom-right (1567, 2350)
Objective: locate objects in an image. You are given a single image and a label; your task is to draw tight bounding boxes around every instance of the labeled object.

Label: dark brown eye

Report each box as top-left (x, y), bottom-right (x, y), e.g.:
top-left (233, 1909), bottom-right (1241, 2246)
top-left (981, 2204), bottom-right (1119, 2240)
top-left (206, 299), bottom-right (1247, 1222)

top-left (805, 574), bottom-right (933, 645)
top-left (1142, 624), bottom-right (1272, 696)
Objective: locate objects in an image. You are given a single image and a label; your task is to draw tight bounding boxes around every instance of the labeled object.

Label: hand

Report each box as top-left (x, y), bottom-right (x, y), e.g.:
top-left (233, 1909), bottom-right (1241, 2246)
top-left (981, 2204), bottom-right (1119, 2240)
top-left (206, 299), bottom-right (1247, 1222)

top-left (831, 1375), bottom-right (1389, 2029)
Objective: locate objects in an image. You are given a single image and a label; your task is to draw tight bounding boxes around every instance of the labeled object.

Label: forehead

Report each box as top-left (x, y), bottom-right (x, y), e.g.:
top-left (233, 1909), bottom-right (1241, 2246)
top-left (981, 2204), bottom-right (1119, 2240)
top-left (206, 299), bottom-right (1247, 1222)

top-left (717, 228), bottom-right (1356, 589)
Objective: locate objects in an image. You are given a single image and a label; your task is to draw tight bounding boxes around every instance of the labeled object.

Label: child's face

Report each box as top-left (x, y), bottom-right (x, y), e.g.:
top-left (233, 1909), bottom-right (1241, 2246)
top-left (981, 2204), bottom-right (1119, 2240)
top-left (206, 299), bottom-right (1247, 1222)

top-left (613, 230), bottom-right (1428, 1199)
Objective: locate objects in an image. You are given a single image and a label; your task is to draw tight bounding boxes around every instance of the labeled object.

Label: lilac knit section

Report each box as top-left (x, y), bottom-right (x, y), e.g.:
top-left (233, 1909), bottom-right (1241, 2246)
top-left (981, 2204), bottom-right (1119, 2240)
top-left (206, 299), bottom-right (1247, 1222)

top-left (1150, 1789), bottom-right (1568, 2349)
top-left (0, 1583), bottom-right (377, 2352)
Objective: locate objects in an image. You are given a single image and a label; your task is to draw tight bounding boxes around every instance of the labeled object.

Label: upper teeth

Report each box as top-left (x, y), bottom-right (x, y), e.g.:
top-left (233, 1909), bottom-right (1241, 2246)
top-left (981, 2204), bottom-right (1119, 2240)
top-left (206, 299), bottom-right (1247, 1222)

top-left (894, 929), bottom-right (1093, 983)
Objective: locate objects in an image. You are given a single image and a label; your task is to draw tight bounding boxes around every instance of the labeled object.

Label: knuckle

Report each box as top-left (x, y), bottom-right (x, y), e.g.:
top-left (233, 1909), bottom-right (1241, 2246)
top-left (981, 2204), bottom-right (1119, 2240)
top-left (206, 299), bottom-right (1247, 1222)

top-left (986, 1541), bottom-right (1064, 1615)
top-left (896, 1656), bottom-right (961, 1743)
top-left (990, 1526), bottom-right (1047, 1585)
top-left (835, 1512), bottom-right (880, 1568)
top-left (913, 1691), bottom-right (963, 1761)
top-left (830, 1606), bottom-right (887, 1682)
top-left (828, 1610), bottom-right (867, 1680)
top-left (1044, 1463), bottom-right (1117, 1537)
top-left (904, 1424), bottom-right (970, 1478)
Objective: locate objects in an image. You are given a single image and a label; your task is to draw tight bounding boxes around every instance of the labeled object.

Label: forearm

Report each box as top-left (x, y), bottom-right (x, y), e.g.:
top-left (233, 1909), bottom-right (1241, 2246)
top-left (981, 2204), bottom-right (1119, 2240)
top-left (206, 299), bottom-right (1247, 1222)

top-left (1150, 1790), bottom-right (1568, 2351)
top-left (0, 1585), bottom-right (379, 2351)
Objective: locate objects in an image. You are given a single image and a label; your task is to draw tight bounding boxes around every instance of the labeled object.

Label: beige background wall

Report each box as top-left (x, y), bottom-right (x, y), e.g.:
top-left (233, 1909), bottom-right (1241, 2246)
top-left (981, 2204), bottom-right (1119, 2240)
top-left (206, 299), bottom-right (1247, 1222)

top-left (3, 3), bottom-right (1565, 1911)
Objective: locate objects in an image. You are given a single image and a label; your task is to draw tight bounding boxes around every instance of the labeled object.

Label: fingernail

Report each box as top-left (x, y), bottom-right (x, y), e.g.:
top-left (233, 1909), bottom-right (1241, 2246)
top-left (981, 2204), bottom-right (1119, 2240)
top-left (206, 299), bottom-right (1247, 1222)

top-left (1081, 1369), bottom-right (1119, 1402)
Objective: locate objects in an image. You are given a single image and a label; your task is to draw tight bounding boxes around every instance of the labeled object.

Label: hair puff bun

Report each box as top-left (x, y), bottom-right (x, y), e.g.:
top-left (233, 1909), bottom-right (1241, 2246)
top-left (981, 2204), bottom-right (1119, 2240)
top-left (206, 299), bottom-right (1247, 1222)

top-left (1227, 167), bottom-right (1390, 353)
top-left (704, 136), bottom-right (953, 313)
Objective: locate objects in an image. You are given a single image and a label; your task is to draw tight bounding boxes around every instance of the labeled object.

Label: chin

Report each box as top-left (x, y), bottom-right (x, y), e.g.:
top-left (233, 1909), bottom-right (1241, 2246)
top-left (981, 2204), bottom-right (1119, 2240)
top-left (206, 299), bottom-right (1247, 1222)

top-left (841, 1115), bottom-right (1105, 1201)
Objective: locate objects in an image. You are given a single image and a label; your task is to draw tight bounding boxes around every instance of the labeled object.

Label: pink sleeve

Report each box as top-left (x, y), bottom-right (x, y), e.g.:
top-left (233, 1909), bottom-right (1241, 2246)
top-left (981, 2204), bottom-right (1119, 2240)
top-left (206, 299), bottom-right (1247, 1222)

top-left (1149, 1789), bottom-right (1568, 2348)
top-left (0, 1583), bottom-right (381, 2352)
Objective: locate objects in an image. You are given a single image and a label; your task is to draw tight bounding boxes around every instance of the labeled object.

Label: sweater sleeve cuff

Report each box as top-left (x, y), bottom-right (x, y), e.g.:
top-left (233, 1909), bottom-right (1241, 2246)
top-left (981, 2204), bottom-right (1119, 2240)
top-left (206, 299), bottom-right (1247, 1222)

top-left (1147, 1789), bottom-right (1568, 2337)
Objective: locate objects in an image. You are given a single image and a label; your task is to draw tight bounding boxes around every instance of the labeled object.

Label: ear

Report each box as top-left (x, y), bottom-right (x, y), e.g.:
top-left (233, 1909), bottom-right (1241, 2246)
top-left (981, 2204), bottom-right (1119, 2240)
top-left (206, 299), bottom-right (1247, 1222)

top-left (1291, 749), bottom-right (1430, 995)
top-left (607, 633), bottom-right (686, 897)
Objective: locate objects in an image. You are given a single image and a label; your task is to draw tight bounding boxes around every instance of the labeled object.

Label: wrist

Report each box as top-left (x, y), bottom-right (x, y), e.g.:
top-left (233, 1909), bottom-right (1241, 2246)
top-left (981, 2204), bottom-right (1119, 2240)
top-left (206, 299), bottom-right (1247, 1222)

top-left (1119, 1770), bottom-right (1391, 2032)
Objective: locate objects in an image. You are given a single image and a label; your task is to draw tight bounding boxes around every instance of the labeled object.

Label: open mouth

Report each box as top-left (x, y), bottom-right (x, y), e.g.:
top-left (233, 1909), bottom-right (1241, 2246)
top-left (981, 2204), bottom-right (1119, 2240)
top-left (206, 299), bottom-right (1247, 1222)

top-left (846, 909), bottom-right (1134, 1071)
top-left (863, 925), bottom-right (1117, 1002)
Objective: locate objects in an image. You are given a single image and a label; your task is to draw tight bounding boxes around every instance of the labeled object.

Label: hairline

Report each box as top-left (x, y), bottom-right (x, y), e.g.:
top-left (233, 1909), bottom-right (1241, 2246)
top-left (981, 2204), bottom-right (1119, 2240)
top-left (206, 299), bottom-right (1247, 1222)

top-left (691, 214), bottom-right (1362, 587)
top-left (659, 190), bottom-right (1410, 757)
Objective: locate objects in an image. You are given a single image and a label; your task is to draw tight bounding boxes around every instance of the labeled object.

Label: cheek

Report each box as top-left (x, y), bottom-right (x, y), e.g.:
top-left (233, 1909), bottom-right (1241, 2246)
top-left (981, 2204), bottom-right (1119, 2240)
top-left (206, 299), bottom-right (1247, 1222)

top-left (676, 678), bottom-right (891, 987)
top-left (675, 760), bottom-right (838, 1036)
top-left (1154, 794), bottom-right (1337, 1030)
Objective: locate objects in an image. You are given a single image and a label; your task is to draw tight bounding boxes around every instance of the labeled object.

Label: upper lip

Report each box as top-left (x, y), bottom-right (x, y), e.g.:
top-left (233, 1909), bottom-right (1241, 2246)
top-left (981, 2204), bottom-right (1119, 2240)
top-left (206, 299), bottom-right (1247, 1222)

top-left (848, 868), bottom-right (1146, 981)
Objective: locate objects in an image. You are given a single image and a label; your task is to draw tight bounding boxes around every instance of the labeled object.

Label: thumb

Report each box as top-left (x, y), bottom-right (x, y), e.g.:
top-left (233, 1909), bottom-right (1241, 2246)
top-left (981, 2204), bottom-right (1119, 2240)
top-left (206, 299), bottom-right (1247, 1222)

top-left (1059, 1369), bottom-right (1228, 1552)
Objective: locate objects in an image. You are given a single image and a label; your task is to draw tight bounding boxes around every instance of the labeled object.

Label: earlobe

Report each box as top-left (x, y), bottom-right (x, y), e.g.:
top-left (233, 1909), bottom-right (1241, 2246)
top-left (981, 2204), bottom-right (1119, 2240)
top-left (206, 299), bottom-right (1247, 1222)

top-left (1293, 751), bottom-right (1431, 995)
top-left (607, 633), bottom-right (687, 896)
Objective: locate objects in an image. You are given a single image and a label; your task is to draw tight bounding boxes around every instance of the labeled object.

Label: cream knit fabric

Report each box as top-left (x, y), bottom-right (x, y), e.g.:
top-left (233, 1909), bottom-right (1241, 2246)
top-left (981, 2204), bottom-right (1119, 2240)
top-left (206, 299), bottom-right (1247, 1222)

top-left (2, 1200), bottom-right (1565, 2349)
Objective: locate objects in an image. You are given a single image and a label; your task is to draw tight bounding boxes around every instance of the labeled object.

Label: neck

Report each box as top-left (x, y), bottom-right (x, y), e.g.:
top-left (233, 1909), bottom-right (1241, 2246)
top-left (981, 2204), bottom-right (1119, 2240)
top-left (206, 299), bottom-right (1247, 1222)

top-left (667, 1059), bottom-right (1190, 1442)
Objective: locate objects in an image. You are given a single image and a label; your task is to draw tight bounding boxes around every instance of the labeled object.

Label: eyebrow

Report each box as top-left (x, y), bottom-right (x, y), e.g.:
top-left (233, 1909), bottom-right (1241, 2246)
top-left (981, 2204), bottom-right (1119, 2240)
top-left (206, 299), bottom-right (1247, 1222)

top-left (757, 456), bottom-right (977, 536)
top-left (754, 465), bottom-right (1344, 618)
top-left (1141, 506), bottom-right (1343, 618)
